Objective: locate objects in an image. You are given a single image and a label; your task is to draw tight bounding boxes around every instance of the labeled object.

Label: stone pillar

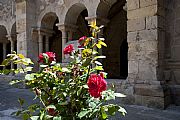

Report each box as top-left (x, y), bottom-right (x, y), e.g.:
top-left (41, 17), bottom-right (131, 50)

top-left (38, 31), bottom-right (43, 54)
top-left (3, 43), bottom-right (7, 60)
top-left (45, 35), bottom-right (49, 52)
top-left (127, 0), bottom-right (167, 108)
top-left (68, 31), bottom-right (73, 41)
top-left (3, 43), bottom-right (7, 69)
top-left (57, 24), bottom-right (67, 61)
top-left (7, 35), bottom-right (14, 69)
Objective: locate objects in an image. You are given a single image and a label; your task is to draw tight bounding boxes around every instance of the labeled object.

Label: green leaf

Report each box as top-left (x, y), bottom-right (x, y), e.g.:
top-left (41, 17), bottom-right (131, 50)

top-left (18, 98), bottom-right (24, 106)
top-left (82, 58), bottom-right (91, 67)
top-left (77, 87), bottom-right (82, 96)
top-left (30, 116), bottom-right (39, 120)
top-left (94, 66), bottom-right (104, 71)
top-left (89, 102), bottom-right (96, 109)
top-left (99, 41), bottom-right (107, 47)
top-left (78, 109), bottom-right (90, 119)
top-left (17, 54), bottom-right (25, 59)
top-left (96, 44), bottom-right (102, 49)
top-left (9, 80), bottom-right (22, 85)
top-left (40, 110), bottom-right (45, 120)
top-left (118, 106), bottom-right (127, 116)
top-left (83, 85), bottom-right (88, 89)
top-left (25, 74), bottom-right (34, 80)
top-left (94, 61), bottom-right (102, 66)
top-left (101, 107), bottom-right (108, 119)
top-left (114, 93), bottom-right (126, 98)
top-left (53, 116), bottom-right (62, 120)
top-left (108, 105), bottom-right (116, 116)
top-left (22, 58), bottom-right (34, 65)
top-left (25, 67), bottom-right (33, 72)
top-left (40, 65), bottom-right (48, 68)
top-left (62, 67), bottom-right (71, 73)
top-left (94, 56), bottom-right (106, 60)
top-left (1, 59), bottom-right (9, 66)
top-left (22, 113), bottom-right (30, 120)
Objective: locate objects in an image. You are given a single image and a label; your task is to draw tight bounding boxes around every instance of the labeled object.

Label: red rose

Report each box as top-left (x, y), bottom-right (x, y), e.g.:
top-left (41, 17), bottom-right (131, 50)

top-left (46, 52), bottom-right (56, 62)
top-left (87, 74), bottom-right (107, 98)
top-left (63, 44), bottom-right (74, 55)
top-left (78, 36), bottom-right (87, 47)
top-left (38, 52), bottom-right (56, 63)
top-left (38, 53), bottom-right (44, 63)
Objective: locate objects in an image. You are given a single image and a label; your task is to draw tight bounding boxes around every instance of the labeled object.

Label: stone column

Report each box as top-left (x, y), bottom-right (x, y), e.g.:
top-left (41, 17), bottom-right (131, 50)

top-left (3, 43), bottom-right (7, 69)
top-left (38, 31), bottom-right (43, 54)
top-left (3, 43), bottom-right (7, 60)
top-left (57, 24), bottom-right (67, 61)
top-left (127, 0), bottom-right (166, 108)
top-left (68, 31), bottom-right (73, 41)
top-left (45, 35), bottom-right (49, 52)
top-left (7, 35), bottom-right (14, 69)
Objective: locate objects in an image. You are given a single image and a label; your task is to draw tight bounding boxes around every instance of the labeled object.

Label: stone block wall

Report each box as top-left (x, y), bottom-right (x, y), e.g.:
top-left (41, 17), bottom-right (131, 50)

top-left (126, 0), bottom-right (169, 108)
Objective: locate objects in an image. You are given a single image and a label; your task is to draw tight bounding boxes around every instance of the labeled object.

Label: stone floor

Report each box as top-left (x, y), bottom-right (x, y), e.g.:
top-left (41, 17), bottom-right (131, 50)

top-left (0, 75), bottom-right (180, 120)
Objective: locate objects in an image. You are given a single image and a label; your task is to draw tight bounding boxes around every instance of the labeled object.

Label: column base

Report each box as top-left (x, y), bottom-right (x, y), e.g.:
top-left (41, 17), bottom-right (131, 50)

top-left (134, 84), bottom-right (171, 109)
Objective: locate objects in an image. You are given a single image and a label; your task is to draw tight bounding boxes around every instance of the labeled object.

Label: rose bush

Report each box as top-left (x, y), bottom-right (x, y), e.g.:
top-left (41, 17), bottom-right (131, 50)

top-left (0, 21), bottom-right (126, 120)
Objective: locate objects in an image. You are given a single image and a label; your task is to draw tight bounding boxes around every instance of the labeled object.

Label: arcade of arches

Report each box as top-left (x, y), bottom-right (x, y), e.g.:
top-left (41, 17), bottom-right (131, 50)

top-left (1, 0), bottom-right (180, 109)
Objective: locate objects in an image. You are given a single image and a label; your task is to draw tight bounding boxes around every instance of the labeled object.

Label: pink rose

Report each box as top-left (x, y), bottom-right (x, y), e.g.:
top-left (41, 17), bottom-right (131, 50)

top-left (63, 44), bottom-right (74, 55)
top-left (87, 74), bottom-right (107, 98)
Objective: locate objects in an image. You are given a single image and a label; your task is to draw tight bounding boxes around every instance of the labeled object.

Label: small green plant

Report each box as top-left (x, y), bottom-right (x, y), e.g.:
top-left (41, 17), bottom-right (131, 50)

top-left (0, 21), bottom-right (126, 120)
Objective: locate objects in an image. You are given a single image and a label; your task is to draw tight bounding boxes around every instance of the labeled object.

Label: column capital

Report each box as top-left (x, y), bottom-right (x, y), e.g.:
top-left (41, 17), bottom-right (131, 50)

top-left (85, 16), bottom-right (110, 26)
top-left (6, 35), bottom-right (16, 42)
top-left (56, 24), bottom-right (78, 32)
top-left (32, 27), bottom-right (54, 36)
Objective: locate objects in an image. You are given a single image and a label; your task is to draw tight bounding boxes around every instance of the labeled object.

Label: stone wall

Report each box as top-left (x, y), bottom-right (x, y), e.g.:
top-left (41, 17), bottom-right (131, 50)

top-left (0, 0), bottom-right (15, 21)
top-left (126, 0), bottom-right (169, 109)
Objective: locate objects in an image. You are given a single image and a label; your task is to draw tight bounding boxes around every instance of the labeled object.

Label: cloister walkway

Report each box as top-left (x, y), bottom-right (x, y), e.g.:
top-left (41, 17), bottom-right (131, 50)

top-left (0, 75), bottom-right (180, 120)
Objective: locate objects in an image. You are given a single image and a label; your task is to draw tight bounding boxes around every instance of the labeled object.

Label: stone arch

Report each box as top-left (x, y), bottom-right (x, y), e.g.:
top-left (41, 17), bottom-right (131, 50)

top-left (41, 12), bottom-right (58, 29)
top-left (64, 3), bottom-right (88, 25)
top-left (0, 25), bottom-right (9, 69)
top-left (63, 2), bottom-right (89, 40)
top-left (96, 0), bottom-right (118, 18)
top-left (37, 6), bottom-right (61, 28)
top-left (97, 0), bottom-right (128, 79)
top-left (40, 12), bottom-right (62, 62)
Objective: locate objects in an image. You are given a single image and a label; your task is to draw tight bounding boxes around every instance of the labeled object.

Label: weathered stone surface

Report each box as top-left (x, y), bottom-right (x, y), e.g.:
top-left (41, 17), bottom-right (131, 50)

top-left (127, 0), bottom-right (139, 10)
top-left (127, 31), bottom-right (138, 42)
top-left (128, 42), bottom-right (141, 52)
top-left (140, 0), bottom-right (157, 8)
top-left (128, 60), bottom-right (139, 74)
top-left (135, 95), bottom-right (165, 109)
top-left (140, 40), bottom-right (158, 51)
top-left (134, 84), bottom-right (164, 97)
top-left (138, 60), bottom-right (157, 81)
top-left (127, 5), bottom-right (157, 19)
top-left (127, 18), bottom-right (146, 32)
top-left (139, 29), bottom-right (157, 41)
